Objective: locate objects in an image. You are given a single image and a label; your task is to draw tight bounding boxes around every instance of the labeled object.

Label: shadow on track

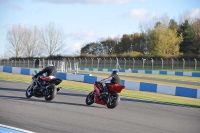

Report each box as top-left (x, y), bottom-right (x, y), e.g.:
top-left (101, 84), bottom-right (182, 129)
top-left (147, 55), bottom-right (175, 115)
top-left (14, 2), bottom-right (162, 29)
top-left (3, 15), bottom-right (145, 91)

top-left (0, 87), bottom-right (25, 92)
top-left (0, 95), bottom-right (104, 108)
top-left (121, 97), bottom-right (200, 108)
top-left (0, 87), bottom-right (88, 97)
top-left (58, 92), bottom-right (87, 97)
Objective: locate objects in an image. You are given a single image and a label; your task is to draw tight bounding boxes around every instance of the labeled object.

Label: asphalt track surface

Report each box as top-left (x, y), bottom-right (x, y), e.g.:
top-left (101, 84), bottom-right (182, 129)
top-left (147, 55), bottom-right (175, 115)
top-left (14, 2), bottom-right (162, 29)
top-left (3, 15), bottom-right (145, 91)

top-left (0, 80), bottom-right (200, 133)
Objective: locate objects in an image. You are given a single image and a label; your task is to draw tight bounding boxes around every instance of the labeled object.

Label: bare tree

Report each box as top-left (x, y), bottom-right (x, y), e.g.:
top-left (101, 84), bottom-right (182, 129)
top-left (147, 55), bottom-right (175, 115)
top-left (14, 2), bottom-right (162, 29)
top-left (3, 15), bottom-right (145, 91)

top-left (6, 24), bottom-right (25, 58)
top-left (22, 26), bottom-right (44, 57)
top-left (139, 14), bottom-right (170, 33)
top-left (40, 22), bottom-right (65, 56)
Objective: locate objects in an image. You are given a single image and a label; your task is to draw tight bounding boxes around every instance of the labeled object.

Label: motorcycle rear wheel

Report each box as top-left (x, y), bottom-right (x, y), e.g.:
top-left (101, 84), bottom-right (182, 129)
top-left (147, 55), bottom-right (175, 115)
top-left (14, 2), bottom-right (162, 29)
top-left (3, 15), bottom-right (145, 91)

top-left (26, 85), bottom-right (33, 98)
top-left (45, 84), bottom-right (57, 101)
top-left (86, 91), bottom-right (94, 105)
top-left (107, 93), bottom-right (120, 109)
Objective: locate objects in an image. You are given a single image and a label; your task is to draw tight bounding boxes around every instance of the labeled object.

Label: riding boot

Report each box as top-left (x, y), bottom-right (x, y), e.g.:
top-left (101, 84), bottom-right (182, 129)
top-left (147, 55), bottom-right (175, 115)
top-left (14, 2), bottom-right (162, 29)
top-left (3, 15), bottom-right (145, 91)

top-left (57, 87), bottom-right (61, 91)
top-left (101, 86), bottom-right (108, 95)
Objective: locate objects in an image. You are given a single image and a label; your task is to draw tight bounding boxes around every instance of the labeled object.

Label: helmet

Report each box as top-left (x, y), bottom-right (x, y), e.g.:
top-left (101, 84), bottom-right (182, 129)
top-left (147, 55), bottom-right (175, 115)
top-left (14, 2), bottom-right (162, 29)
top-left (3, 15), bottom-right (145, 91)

top-left (111, 70), bottom-right (118, 76)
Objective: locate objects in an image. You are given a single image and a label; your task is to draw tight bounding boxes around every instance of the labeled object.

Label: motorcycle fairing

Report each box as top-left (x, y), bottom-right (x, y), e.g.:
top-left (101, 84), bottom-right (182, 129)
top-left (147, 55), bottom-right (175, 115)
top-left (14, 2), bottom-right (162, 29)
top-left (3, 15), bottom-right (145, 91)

top-left (41, 76), bottom-right (51, 81)
top-left (107, 84), bottom-right (125, 93)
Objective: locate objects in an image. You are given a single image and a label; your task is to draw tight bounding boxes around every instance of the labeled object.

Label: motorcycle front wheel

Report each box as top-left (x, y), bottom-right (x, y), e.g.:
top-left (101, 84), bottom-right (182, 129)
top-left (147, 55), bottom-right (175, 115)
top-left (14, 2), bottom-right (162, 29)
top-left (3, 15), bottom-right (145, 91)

top-left (107, 93), bottom-right (120, 109)
top-left (85, 91), bottom-right (94, 105)
top-left (45, 84), bottom-right (57, 101)
top-left (26, 85), bottom-right (33, 98)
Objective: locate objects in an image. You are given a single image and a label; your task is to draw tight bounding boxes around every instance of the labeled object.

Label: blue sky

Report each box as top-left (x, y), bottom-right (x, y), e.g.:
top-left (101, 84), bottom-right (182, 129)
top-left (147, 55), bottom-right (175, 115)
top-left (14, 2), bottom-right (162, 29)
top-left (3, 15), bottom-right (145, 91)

top-left (0, 0), bottom-right (200, 58)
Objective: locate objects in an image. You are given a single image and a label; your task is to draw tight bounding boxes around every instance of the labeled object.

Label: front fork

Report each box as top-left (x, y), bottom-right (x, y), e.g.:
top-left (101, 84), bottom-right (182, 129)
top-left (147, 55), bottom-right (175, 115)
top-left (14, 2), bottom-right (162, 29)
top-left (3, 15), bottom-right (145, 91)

top-left (107, 94), bottom-right (112, 104)
top-left (28, 79), bottom-right (35, 91)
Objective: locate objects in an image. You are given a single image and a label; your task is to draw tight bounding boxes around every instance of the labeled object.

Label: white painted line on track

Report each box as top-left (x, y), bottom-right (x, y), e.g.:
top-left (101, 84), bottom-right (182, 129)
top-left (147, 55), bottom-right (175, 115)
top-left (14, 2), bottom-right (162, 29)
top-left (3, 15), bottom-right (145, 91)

top-left (0, 124), bottom-right (35, 133)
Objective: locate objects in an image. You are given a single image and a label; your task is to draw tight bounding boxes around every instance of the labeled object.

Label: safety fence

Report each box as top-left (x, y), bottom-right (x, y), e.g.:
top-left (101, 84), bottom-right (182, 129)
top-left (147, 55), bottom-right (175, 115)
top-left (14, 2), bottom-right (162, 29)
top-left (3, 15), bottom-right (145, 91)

top-left (0, 65), bottom-right (200, 99)
top-left (0, 58), bottom-right (199, 72)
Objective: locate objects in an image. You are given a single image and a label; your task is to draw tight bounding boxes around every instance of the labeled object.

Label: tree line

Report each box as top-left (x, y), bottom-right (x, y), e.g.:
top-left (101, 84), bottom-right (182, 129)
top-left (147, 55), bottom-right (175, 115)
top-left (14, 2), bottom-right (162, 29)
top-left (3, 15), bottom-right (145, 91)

top-left (6, 22), bottom-right (65, 58)
top-left (81, 18), bottom-right (200, 58)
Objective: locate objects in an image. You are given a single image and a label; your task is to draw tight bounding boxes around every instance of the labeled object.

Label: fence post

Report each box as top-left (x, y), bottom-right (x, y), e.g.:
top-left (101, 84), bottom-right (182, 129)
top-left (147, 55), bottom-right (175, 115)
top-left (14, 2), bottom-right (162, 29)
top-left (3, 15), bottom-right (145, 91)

top-left (104, 58), bottom-right (106, 69)
top-left (194, 58), bottom-right (197, 72)
top-left (79, 58), bottom-right (81, 68)
top-left (74, 62), bottom-right (78, 74)
top-left (132, 58), bottom-right (135, 70)
top-left (19, 59), bottom-right (21, 67)
top-left (91, 58), bottom-right (93, 68)
top-left (142, 58), bottom-right (146, 70)
top-left (69, 62), bottom-right (71, 72)
top-left (23, 59), bottom-right (25, 68)
top-left (110, 58), bottom-right (112, 69)
top-left (68, 58), bottom-right (71, 68)
top-left (182, 58), bottom-right (185, 71)
top-left (97, 58), bottom-right (100, 69)
top-left (85, 58), bottom-right (87, 68)
top-left (124, 58), bottom-right (126, 70)
top-left (176, 59), bottom-right (178, 69)
top-left (28, 59), bottom-right (29, 68)
top-left (43, 59), bottom-right (45, 68)
top-left (11, 60), bottom-right (13, 67)
top-left (33, 59), bottom-right (36, 68)
top-left (74, 58), bottom-right (76, 64)
top-left (171, 58), bottom-right (174, 71)
top-left (151, 58), bottom-right (154, 70)
top-left (161, 58), bottom-right (163, 70)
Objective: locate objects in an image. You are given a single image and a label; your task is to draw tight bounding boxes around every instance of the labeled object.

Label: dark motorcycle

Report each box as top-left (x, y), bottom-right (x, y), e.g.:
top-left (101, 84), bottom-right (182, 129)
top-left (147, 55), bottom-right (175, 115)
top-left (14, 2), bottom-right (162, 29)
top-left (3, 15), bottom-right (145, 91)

top-left (86, 82), bottom-right (125, 109)
top-left (26, 76), bottom-right (62, 101)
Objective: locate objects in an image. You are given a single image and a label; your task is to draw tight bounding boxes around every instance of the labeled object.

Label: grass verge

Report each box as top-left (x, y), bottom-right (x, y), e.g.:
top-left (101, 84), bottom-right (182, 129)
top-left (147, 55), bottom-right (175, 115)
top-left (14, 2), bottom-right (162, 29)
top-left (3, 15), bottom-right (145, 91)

top-left (79, 70), bottom-right (200, 89)
top-left (0, 72), bottom-right (200, 108)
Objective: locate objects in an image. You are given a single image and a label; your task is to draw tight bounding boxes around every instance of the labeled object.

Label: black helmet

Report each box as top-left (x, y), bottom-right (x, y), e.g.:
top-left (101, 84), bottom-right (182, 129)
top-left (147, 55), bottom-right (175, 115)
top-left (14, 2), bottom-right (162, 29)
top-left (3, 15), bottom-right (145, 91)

top-left (111, 70), bottom-right (118, 76)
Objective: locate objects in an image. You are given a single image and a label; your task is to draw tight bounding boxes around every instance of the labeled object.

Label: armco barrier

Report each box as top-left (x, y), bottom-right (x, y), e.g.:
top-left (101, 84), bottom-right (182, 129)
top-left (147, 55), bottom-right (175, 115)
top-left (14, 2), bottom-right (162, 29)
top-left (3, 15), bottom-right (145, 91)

top-left (78, 68), bottom-right (200, 77)
top-left (0, 66), bottom-right (200, 99)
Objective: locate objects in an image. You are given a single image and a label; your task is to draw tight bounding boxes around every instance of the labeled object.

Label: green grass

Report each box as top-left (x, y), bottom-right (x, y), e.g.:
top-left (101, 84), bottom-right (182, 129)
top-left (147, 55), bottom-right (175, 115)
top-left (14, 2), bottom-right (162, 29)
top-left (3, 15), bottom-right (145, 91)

top-left (79, 70), bottom-right (200, 89)
top-left (0, 72), bottom-right (200, 108)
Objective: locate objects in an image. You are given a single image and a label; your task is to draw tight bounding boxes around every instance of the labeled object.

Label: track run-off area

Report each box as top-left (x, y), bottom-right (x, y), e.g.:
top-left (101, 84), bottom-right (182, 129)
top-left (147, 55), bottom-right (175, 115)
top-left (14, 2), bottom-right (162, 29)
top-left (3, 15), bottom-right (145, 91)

top-left (0, 80), bottom-right (200, 133)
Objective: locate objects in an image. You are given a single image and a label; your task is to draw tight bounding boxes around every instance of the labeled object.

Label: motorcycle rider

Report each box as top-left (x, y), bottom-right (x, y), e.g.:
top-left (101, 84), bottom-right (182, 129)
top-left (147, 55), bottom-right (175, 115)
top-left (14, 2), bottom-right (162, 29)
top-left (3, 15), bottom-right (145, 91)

top-left (33, 64), bottom-right (60, 91)
top-left (99, 70), bottom-right (122, 94)
top-left (33, 64), bottom-right (57, 78)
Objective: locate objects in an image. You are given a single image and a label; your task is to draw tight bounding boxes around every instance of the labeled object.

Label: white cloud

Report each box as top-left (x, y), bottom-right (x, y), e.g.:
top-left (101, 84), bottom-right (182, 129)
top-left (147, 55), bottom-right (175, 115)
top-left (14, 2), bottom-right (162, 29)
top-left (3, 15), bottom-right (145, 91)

top-left (63, 42), bottom-right (82, 55)
top-left (64, 30), bottom-right (97, 55)
top-left (123, 8), bottom-right (159, 20)
top-left (123, 8), bottom-right (148, 18)
top-left (32, 0), bottom-right (130, 4)
top-left (188, 8), bottom-right (200, 19)
top-left (67, 30), bottom-right (96, 42)
top-left (69, 42), bottom-right (82, 53)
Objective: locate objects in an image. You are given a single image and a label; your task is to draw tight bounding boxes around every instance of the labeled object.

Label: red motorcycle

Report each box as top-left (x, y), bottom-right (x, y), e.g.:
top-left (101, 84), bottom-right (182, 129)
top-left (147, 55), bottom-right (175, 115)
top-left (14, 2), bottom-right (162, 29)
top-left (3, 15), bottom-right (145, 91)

top-left (26, 76), bottom-right (62, 101)
top-left (85, 82), bottom-right (125, 109)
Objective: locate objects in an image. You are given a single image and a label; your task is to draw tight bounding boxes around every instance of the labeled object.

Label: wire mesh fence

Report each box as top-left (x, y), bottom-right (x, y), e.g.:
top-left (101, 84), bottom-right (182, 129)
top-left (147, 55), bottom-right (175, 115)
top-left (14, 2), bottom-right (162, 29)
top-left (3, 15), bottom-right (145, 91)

top-left (0, 58), bottom-right (199, 72)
